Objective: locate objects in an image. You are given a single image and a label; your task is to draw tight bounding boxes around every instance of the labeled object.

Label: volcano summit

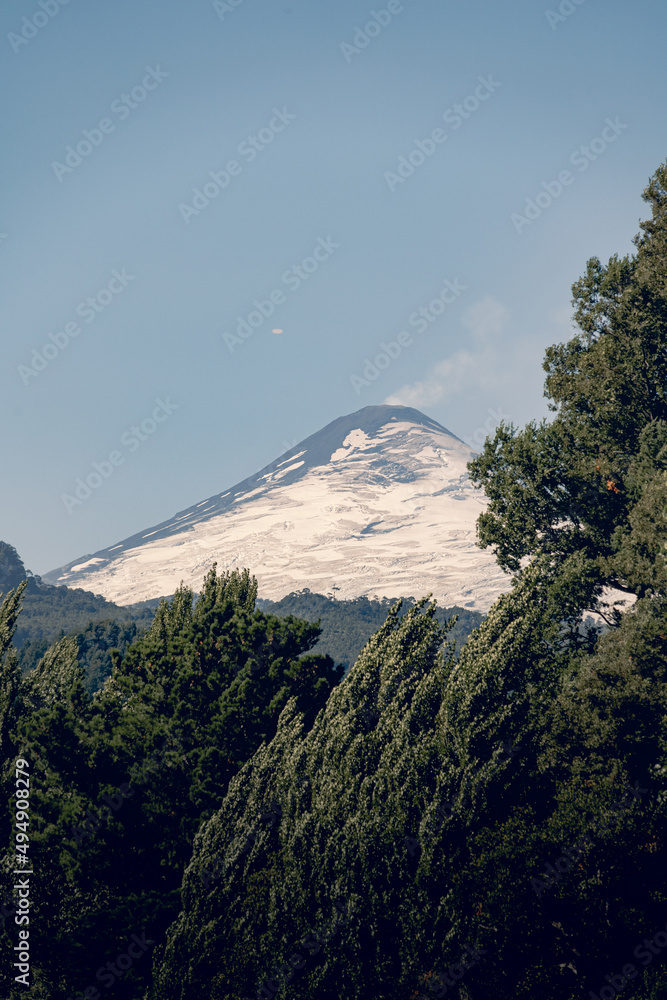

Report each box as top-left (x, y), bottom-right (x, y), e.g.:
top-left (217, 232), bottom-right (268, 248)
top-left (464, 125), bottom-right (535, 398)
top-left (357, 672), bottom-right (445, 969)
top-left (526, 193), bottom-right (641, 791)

top-left (45, 405), bottom-right (511, 610)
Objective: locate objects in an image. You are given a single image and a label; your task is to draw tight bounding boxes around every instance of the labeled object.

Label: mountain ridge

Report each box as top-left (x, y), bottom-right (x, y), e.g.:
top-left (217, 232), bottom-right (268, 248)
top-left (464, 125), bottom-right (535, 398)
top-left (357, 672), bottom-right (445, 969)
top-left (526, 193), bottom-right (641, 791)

top-left (44, 404), bottom-right (512, 610)
top-left (46, 405), bottom-right (463, 573)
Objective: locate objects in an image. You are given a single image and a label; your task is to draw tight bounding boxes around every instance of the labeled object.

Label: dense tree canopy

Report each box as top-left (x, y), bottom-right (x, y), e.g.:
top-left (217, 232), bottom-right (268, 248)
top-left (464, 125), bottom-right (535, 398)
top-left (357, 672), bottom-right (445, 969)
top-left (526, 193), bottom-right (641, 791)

top-left (149, 566), bottom-right (667, 999)
top-left (258, 590), bottom-right (484, 669)
top-left (0, 567), bottom-right (341, 999)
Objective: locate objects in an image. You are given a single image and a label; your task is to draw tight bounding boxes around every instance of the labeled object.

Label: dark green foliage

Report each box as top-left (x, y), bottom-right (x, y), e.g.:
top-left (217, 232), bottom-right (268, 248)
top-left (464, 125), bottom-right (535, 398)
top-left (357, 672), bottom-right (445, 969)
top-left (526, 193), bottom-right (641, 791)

top-left (257, 589), bottom-right (484, 668)
top-left (150, 599), bottom-right (454, 1000)
top-left (150, 571), bottom-right (667, 1000)
top-left (0, 566), bottom-right (342, 999)
top-left (17, 619), bottom-right (146, 694)
top-left (74, 619), bottom-right (146, 693)
top-left (13, 581), bottom-right (156, 650)
top-left (0, 543), bottom-right (29, 592)
top-left (1, 539), bottom-right (157, 691)
top-left (468, 163), bottom-right (667, 608)
top-left (0, 580), bottom-right (27, 770)
top-left (0, 542), bottom-right (159, 652)
top-left (430, 580), bottom-right (667, 999)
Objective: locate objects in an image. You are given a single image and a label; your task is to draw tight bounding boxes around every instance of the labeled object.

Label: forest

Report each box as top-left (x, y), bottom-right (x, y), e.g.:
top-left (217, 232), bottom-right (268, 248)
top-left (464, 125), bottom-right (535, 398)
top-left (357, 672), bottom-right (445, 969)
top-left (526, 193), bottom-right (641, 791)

top-left (1, 542), bottom-right (483, 692)
top-left (1, 161), bottom-right (666, 999)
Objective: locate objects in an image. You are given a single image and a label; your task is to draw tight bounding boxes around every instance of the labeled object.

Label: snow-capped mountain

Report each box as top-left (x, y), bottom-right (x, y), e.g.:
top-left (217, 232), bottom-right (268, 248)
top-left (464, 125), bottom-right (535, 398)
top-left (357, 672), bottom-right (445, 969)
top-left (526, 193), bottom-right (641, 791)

top-left (44, 405), bottom-right (512, 611)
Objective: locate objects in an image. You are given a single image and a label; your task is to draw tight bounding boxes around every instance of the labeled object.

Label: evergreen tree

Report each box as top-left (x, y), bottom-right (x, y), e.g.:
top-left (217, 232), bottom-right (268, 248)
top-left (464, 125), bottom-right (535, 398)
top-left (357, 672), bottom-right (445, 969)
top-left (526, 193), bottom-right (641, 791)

top-left (468, 162), bottom-right (667, 614)
top-left (0, 566), bottom-right (342, 999)
top-left (0, 581), bottom-right (27, 761)
top-left (149, 599), bottom-right (454, 1000)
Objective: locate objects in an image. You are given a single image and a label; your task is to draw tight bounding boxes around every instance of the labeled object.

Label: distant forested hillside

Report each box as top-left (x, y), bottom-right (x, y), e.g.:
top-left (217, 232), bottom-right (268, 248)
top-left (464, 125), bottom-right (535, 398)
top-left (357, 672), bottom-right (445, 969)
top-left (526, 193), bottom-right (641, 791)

top-left (13, 581), bottom-right (157, 650)
top-left (0, 541), bottom-right (158, 692)
top-left (257, 590), bottom-right (484, 669)
top-left (6, 531), bottom-right (483, 694)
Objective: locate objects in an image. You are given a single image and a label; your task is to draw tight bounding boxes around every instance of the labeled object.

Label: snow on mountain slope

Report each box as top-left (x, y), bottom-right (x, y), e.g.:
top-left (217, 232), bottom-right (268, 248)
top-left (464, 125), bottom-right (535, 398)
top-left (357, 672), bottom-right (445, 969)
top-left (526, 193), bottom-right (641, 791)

top-left (44, 405), bottom-right (512, 610)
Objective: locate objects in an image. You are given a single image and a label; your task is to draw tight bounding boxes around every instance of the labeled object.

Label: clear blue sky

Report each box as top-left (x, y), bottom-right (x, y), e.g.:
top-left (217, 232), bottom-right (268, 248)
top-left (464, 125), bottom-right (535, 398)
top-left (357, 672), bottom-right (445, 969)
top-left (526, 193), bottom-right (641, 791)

top-left (1, 0), bottom-right (665, 576)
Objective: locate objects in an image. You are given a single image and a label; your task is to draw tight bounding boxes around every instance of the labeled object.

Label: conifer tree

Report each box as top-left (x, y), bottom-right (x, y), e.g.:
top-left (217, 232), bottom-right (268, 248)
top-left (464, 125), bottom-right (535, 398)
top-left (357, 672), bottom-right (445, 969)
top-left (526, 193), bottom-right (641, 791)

top-left (469, 161), bottom-right (667, 613)
top-left (0, 566), bottom-right (342, 999)
top-left (150, 599), bottom-right (454, 1000)
top-left (0, 581), bottom-right (27, 761)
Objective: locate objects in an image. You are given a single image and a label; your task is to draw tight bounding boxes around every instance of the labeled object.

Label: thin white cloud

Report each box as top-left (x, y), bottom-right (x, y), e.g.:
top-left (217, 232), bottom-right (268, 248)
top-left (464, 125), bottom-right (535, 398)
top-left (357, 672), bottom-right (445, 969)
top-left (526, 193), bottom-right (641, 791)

top-left (462, 295), bottom-right (509, 341)
top-left (385, 296), bottom-right (509, 408)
